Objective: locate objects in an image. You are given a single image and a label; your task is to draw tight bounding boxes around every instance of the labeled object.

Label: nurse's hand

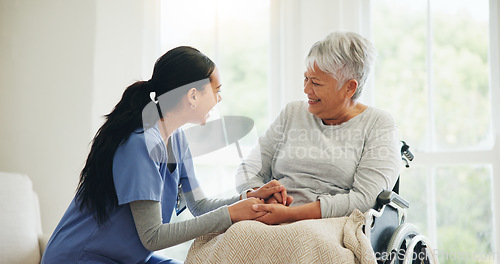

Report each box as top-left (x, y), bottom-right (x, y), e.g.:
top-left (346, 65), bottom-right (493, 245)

top-left (246, 180), bottom-right (292, 206)
top-left (228, 198), bottom-right (266, 222)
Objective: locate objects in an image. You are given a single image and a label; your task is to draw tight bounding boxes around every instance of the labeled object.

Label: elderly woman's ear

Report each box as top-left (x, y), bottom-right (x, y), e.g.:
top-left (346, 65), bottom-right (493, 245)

top-left (345, 79), bottom-right (359, 99)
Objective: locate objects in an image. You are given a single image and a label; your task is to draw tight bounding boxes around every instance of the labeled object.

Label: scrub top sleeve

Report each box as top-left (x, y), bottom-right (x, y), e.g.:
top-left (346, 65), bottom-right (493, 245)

top-left (113, 133), bottom-right (164, 205)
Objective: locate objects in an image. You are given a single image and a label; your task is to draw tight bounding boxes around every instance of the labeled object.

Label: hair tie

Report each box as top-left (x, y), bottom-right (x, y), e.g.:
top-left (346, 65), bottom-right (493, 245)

top-left (149, 90), bottom-right (164, 119)
top-left (149, 91), bottom-right (158, 104)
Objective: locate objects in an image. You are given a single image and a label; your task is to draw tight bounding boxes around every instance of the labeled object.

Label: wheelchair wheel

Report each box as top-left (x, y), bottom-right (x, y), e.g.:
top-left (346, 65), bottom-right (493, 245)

top-left (382, 223), bottom-right (436, 264)
top-left (402, 234), bottom-right (439, 264)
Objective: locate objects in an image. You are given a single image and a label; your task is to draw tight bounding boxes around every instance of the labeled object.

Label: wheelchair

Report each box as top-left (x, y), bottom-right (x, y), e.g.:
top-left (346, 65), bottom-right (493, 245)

top-left (364, 141), bottom-right (439, 264)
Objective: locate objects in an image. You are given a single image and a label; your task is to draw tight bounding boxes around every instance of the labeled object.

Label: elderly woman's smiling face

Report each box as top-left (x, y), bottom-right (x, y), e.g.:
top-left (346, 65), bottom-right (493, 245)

top-left (303, 63), bottom-right (359, 125)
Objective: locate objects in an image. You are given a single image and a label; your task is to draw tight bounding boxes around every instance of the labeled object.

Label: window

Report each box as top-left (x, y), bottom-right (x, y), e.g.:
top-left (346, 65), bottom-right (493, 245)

top-left (159, 0), bottom-right (270, 259)
top-left (373, 0), bottom-right (495, 263)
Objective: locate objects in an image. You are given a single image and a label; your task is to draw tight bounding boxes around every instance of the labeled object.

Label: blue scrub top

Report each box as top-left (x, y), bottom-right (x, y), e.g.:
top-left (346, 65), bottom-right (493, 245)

top-left (42, 125), bottom-right (199, 264)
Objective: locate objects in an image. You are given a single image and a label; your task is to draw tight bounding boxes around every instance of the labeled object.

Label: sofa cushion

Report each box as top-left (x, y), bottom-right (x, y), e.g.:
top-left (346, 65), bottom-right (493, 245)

top-left (0, 172), bottom-right (41, 264)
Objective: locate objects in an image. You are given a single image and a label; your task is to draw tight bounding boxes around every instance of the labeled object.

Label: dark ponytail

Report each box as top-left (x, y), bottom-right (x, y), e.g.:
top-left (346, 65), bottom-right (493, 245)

top-left (75, 46), bottom-right (215, 225)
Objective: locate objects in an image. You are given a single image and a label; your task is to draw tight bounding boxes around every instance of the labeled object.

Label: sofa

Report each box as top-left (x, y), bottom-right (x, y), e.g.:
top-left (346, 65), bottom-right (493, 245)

top-left (0, 172), bottom-right (50, 264)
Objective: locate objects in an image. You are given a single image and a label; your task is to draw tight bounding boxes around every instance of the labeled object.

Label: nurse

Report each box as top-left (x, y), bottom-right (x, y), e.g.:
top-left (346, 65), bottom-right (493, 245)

top-left (41, 46), bottom-right (286, 264)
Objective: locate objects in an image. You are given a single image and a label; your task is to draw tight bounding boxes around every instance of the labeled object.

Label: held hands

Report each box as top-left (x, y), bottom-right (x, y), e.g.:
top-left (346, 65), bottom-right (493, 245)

top-left (228, 198), bottom-right (294, 225)
top-left (251, 203), bottom-right (293, 225)
top-left (246, 180), bottom-right (294, 206)
top-left (235, 179), bottom-right (295, 225)
top-left (265, 194), bottom-right (294, 206)
top-left (227, 198), bottom-right (266, 222)
top-left (253, 201), bottom-right (322, 225)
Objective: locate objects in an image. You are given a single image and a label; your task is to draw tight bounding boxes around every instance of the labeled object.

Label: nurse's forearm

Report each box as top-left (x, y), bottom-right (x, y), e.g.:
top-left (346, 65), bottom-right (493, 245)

top-left (184, 189), bottom-right (240, 216)
top-left (130, 200), bottom-right (231, 251)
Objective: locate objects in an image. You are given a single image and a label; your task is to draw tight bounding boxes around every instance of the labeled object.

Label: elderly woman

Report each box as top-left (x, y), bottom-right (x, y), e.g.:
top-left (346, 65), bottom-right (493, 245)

top-left (239, 31), bottom-right (401, 224)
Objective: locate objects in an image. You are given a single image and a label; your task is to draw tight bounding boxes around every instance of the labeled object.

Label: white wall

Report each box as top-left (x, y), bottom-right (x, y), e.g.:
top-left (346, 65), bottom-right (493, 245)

top-left (0, 0), bottom-right (158, 234)
top-left (0, 0), bottom-right (96, 234)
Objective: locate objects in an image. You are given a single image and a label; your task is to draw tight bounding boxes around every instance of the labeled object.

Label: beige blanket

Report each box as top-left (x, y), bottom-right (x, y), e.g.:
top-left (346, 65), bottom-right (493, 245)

top-left (185, 209), bottom-right (376, 264)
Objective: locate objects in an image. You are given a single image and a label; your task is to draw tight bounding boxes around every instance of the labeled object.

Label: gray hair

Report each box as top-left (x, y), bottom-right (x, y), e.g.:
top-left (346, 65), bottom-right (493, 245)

top-left (306, 31), bottom-right (376, 100)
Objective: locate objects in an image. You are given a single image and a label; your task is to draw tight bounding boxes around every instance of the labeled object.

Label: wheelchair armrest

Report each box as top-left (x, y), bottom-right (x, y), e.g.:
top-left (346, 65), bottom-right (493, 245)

top-left (375, 190), bottom-right (409, 210)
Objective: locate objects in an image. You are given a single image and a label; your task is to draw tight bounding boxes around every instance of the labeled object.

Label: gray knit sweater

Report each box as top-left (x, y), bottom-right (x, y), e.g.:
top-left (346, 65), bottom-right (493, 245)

top-left (236, 101), bottom-right (401, 218)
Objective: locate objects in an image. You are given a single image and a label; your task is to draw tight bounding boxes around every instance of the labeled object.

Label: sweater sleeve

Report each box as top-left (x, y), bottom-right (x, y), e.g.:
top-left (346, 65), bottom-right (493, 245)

top-left (235, 105), bottom-right (288, 193)
top-left (130, 200), bottom-right (232, 251)
top-left (318, 111), bottom-right (401, 218)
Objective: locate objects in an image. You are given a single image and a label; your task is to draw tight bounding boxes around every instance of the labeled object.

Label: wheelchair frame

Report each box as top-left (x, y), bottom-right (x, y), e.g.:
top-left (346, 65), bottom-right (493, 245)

top-left (364, 142), bottom-right (439, 264)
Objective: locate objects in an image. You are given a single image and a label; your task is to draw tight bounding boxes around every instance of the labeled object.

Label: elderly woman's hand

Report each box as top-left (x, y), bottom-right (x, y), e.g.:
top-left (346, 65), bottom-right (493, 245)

top-left (246, 180), bottom-right (293, 206)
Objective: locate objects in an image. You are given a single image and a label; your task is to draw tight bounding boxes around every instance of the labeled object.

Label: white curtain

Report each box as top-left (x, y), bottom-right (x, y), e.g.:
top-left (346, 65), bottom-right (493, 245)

top-left (489, 0), bottom-right (500, 261)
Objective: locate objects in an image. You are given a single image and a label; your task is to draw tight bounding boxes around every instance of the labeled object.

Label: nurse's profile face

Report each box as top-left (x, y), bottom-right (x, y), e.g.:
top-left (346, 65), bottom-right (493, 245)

top-left (195, 68), bottom-right (222, 124)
